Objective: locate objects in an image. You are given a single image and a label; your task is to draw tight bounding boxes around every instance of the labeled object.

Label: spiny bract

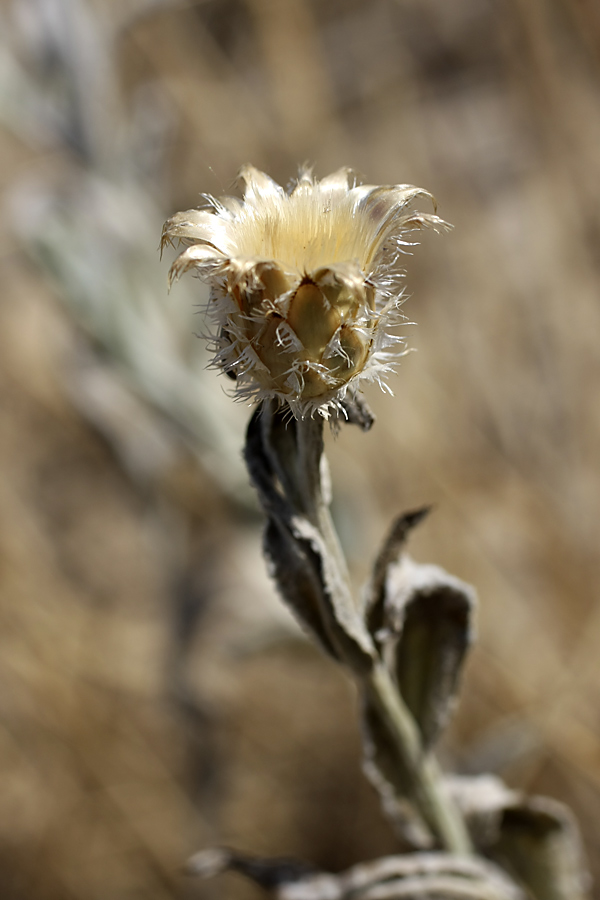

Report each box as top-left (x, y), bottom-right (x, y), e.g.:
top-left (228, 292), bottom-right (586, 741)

top-left (162, 165), bottom-right (448, 419)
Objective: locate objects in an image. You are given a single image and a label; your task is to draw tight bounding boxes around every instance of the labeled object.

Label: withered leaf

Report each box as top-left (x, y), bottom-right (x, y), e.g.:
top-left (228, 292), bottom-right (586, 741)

top-left (263, 519), bottom-right (340, 659)
top-left (445, 775), bottom-right (521, 850)
top-left (245, 402), bottom-right (374, 671)
top-left (366, 509), bottom-right (431, 643)
top-left (380, 556), bottom-right (476, 748)
top-left (339, 391), bottom-right (375, 432)
top-left (446, 776), bottom-right (591, 899)
top-left (493, 795), bottom-right (590, 900)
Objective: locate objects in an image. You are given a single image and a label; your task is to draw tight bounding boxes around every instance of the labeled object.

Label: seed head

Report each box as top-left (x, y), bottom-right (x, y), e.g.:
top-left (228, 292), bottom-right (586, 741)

top-left (162, 166), bottom-right (449, 418)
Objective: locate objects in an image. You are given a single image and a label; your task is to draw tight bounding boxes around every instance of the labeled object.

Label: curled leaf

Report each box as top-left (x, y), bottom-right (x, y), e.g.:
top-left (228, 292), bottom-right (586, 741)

top-left (244, 401), bottom-right (374, 671)
top-left (361, 516), bottom-right (475, 844)
top-left (447, 777), bottom-right (591, 900)
top-left (339, 391), bottom-right (375, 432)
top-left (494, 796), bottom-right (591, 900)
top-left (445, 775), bottom-right (521, 849)
top-left (366, 508), bottom-right (431, 642)
top-left (374, 552), bottom-right (476, 748)
top-left (263, 519), bottom-right (340, 659)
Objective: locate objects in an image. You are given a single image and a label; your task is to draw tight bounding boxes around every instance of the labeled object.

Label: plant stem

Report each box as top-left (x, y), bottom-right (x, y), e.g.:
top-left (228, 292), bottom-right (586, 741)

top-left (367, 662), bottom-right (473, 855)
top-left (295, 414), bottom-right (472, 855)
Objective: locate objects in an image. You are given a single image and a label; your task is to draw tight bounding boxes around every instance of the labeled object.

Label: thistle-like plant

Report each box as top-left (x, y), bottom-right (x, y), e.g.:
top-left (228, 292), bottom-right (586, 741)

top-left (164, 167), bottom-right (590, 900)
top-left (162, 165), bottom-right (447, 418)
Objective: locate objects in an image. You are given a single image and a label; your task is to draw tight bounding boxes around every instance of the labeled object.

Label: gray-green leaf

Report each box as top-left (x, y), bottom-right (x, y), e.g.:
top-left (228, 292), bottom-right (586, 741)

top-left (377, 554), bottom-right (475, 748)
top-left (494, 796), bottom-right (590, 900)
top-left (244, 402), bottom-right (374, 670)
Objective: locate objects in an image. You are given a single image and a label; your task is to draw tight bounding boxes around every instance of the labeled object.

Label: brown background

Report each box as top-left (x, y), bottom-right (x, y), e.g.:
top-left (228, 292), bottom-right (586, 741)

top-left (1, 0), bottom-right (600, 897)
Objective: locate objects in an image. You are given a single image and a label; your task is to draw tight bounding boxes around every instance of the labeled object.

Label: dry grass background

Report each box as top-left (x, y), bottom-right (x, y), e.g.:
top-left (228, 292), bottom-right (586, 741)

top-left (2, 0), bottom-right (600, 897)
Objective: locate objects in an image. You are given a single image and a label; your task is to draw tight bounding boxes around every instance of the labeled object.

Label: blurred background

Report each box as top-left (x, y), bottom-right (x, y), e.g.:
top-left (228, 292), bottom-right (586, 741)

top-left (2, 0), bottom-right (600, 896)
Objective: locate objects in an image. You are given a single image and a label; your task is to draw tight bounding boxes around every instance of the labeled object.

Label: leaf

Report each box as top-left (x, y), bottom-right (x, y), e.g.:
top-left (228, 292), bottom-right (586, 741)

top-left (244, 402), bottom-right (374, 671)
top-left (259, 404), bottom-right (322, 517)
top-left (494, 796), bottom-right (591, 900)
top-left (263, 519), bottom-right (340, 659)
top-left (378, 554), bottom-right (476, 748)
top-left (447, 777), bottom-right (591, 900)
top-left (339, 392), bottom-right (375, 432)
top-left (361, 516), bottom-right (476, 841)
top-left (445, 775), bottom-right (521, 849)
top-left (366, 509), bottom-right (431, 643)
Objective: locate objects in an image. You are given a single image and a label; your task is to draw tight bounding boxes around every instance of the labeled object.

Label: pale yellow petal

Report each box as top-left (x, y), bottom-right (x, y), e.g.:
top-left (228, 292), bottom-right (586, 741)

top-left (161, 208), bottom-right (233, 254)
top-left (318, 167), bottom-right (357, 193)
top-left (168, 244), bottom-right (225, 286)
top-left (396, 212), bottom-right (450, 233)
top-left (356, 185), bottom-right (437, 266)
top-left (238, 165), bottom-right (284, 206)
top-left (359, 185), bottom-right (435, 226)
top-left (290, 166), bottom-right (315, 195)
top-left (161, 165), bottom-right (449, 417)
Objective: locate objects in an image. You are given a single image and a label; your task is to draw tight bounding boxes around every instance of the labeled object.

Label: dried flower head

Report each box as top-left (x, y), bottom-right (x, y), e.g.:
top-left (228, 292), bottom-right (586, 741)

top-left (162, 166), bottom-right (448, 418)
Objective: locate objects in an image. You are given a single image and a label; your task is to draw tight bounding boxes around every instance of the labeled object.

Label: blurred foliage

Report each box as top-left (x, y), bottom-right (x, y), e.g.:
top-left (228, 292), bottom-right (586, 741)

top-left (1, 0), bottom-right (600, 898)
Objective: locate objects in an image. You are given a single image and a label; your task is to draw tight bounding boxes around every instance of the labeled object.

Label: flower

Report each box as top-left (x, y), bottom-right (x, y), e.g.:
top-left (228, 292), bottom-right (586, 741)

top-left (162, 165), bottom-right (448, 418)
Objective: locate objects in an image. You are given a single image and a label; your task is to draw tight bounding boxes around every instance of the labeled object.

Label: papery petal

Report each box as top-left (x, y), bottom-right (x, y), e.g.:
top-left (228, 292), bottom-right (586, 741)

top-left (318, 167), bottom-right (357, 193)
top-left (310, 263), bottom-right (373, 319)
top-left (360, 184), bottom-right (436, 220)
top-left (169, 244), bottom-right (226, 285)
top-left (162, 165), bottom-right (449, 418)
top-left (216, 195), bottom-right (245, 218)
top-left (397, 212), bottom-right (450, 233)
top-left (238, 165), bottom-right (285, 206)
top-left (161, 208), bottom-right (235, 256)
top-left (356, 185), bottom-right (437, 267)
top-left (290, 166), bottom-right (315, 195)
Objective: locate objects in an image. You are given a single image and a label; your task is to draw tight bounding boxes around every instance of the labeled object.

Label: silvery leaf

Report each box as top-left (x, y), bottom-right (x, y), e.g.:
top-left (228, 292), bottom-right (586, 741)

top-left (244, 402), bottom-right (374, 670)
top-left (447, 776), bottom-right (590, 899)
top-left (375, 552), bottom-right (475, 748)
top-left (366, 508), bottom-right (431, 642)
top-left (339, 392), bottom-right (375, 432)
top-left (493, 795), bottom-right (591, 900)
top-left (445, 775), bottom-right (520, 849)
top-left (263, 518), bottom-right (340, 659)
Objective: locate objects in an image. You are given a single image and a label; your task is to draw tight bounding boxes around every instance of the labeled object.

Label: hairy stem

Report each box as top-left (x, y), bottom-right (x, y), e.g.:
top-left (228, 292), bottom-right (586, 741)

top-left (367, 662), bottom-right (473, 854)
top-left (295, 416), bottom-right (472, 855)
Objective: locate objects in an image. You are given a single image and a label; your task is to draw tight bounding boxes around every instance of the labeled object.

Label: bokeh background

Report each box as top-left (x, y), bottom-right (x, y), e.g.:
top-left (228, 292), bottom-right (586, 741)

top-left (2, 0), bottom-right (600, 896)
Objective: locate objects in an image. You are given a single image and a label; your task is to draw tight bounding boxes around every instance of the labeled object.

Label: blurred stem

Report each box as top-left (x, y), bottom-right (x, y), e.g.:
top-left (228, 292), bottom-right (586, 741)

top-left (295, 416), bottom-right (473, 856)
top-left (367, 662), bottom-right (473, 855)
